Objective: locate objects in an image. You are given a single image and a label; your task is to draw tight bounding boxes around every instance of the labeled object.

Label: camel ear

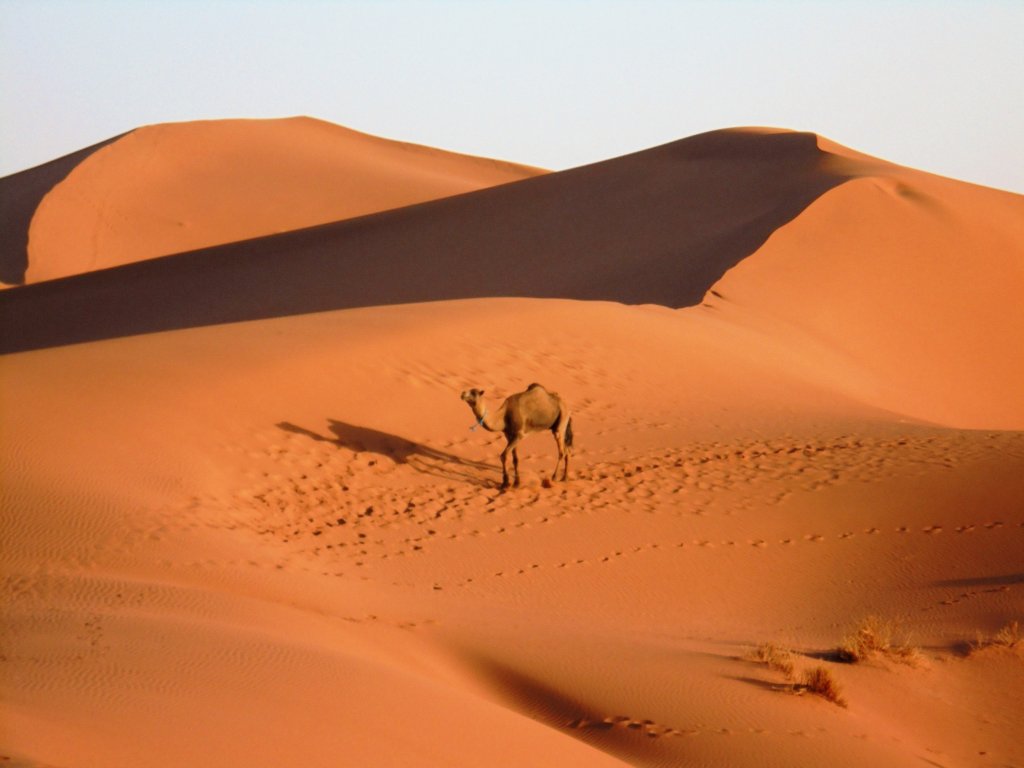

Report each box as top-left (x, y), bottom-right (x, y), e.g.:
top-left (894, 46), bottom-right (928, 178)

top-left (478, 389), bottom-right (485, 396)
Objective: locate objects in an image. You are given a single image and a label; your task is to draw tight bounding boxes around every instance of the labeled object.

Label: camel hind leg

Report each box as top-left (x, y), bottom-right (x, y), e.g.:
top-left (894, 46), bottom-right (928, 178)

top-left (550, 434), bottom-right (569, 482)
top-left (562, 416), bottom-right (573, 480)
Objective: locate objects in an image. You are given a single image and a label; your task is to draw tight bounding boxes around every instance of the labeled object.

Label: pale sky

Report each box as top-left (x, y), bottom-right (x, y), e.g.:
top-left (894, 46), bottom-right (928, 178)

top-left (2, 0), bottom-right (1022, 192)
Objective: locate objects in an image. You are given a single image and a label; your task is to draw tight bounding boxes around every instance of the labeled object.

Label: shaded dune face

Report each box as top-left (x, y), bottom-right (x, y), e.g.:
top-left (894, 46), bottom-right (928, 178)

top-left (0, 128), bottom-right (849, 353)
top-left (0, 134), bottom-right (125, 285)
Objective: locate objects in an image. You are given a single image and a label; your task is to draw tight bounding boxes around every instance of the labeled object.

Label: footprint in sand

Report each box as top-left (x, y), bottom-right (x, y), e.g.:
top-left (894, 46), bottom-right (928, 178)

top-left (570, 715), bottom-right (684, 739)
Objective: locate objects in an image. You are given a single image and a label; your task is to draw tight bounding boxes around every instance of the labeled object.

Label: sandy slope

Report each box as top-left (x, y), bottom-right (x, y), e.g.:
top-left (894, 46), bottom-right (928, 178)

top-left (0, 127), bottom-right (852, 353)
top-left (0, 135), bottom-right (125, 286)
top-left (2, 127), bottom-right (1023, 767)
top-left (711, 146), bottom-right (1024, 428)
top-left (3, 298), bottom-right (1022, 768)
top-left (1, 117), bottom-right (542, 285)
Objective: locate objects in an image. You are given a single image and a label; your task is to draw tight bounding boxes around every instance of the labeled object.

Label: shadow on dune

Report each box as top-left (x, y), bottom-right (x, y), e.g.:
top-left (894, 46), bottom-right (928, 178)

top-left (460, 654), bottom-right (662, 764)
top-left (0, 134), bottom-right (125, 286)
top-left (277, 420), bottom-right (496, 487)
top-left (801, 649), bottom-right (848, 663)
top-left (727, 674), bottom-right (792, 693)
top-left (1, 129), bottom-right (853, 353)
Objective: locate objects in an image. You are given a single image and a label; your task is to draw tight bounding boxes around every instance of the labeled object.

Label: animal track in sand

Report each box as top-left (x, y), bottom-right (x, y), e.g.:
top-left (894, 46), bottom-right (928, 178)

top-left (566, 715), bottom-right (851, 743)
top-left (568, 714), bottom-right (691, 739)
top-left (938, 585), bottom-right (1012, 607)
top-left (435, 512), bottom-right (1023, 591)
top-left (169, 425), bottom-right (1023, 584)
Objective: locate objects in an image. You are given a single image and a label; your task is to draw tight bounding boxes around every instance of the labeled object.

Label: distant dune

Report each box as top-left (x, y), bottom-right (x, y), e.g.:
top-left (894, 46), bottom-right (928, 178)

top-left (0, 127), bottom-right (845, 347)
top-left (2, 121), bottom-right (1022, 768)
top-left (2, 124), bottom-right (1022, 427)
top-left (0, 116), bottom-right (544, 285)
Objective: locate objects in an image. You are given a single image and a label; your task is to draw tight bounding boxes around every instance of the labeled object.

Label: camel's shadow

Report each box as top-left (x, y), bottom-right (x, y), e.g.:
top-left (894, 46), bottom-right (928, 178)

top-left (276, 420), bottom-right (496, 487)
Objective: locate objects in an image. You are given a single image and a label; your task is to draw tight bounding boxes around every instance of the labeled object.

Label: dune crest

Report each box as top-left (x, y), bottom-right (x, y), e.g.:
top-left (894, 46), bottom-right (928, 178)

top-left (706, 138), bottom-right (1024, 428)
top-left (3, 126), bottom-right (1022, 430)
top-left (0, 134), bottom-right (125, 286)
top-left (0, 127), bottom-right (849, 351)
top-left (11, 116), bottom-right (544, 284)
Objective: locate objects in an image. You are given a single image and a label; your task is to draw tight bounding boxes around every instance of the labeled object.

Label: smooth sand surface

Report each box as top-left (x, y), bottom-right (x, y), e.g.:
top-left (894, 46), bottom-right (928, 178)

top-left (1, 117), bottom-right (542, 286)
top-left (0, 135), bottom-right (125, 286)
top-left (2, 123), bottom-right (1022, 767)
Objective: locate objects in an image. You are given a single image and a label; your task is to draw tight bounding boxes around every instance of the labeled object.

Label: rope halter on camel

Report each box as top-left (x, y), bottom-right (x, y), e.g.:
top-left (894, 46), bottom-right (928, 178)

top-left (470, 408), bottom-right (487, 431)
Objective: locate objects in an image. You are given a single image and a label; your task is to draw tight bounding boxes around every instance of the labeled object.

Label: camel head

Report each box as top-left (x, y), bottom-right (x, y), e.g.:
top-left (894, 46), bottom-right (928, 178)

top-left (460, 388), bottom-right (485, 407)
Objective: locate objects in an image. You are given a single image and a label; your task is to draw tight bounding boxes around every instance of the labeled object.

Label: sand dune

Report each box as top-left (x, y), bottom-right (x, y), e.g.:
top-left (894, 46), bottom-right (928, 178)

top-left (0, 134), bottom-right (125, 286)
top-left (3, 127), bottom-right (1022, 427)
top-left (2, 124), bottom-right (1022, 767)
top-left (0, 127), bottom-right (849, 351)
top-left (710, 167), bottom-right (1024, 428)
top-left (0, 117), bottom-right (543, 286)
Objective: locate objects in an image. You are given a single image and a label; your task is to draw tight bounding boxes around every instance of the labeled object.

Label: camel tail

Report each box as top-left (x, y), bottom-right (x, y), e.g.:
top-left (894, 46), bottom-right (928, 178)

top-left (565, 417), bottom-right (574, 449)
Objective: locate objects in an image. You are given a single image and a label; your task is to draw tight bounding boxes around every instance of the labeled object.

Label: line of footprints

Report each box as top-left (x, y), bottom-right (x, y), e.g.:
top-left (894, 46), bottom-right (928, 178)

top-left (445, 519), bottom-right (1021, 588)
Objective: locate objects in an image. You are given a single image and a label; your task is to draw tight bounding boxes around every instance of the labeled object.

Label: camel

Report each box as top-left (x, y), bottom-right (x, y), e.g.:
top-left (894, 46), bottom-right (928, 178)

top-left (460, 383), bottom-right (573, 490)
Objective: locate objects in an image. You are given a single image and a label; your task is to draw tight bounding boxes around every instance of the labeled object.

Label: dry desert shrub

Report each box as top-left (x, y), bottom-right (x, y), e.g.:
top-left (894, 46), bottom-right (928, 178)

top-left (748, 642), bottom-right (848, 708)
top-left (797, 666), bottom-right (848, 708)
top-left (836, 616), bottom-right (923, 667)
top-left (747, 643), bottom-right (796, 679)
top-left (971, 620), bottom-right (1022, 655)
top-left (991, 620), bottom-right (1022, 649)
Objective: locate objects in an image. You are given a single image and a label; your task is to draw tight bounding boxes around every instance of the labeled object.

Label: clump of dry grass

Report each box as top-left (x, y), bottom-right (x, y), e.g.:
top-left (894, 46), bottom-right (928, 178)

top-left (747, 643), bottom-right (847, 708)
top-left (970, 620), bottom-right (1022, 655)
top-left (993, 620), bottom-right (1022, 648)
top-left (836, 616), bottom-right (924, 667)
top-left (797, 666), bottom-right (847, 708)
top-left (747, 643), bottom-right (796, 679)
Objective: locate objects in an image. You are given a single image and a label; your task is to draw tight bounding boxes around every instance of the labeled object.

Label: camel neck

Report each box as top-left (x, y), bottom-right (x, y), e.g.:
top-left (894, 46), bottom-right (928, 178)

top-left (470, 401), bottom-right (503, 432)
top-left (470, 407), bottom-right (488, 431)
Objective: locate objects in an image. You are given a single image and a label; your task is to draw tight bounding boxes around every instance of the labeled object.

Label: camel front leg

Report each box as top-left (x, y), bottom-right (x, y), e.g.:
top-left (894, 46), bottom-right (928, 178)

top-left (499, 442), bottom-right (512, 490)
top-left (506, 434), bottom-right (523, 488)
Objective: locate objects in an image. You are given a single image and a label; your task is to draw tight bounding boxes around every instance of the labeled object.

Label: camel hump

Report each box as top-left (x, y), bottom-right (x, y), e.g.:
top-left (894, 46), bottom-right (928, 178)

top-left (527, 382), bottom-right (563, 404)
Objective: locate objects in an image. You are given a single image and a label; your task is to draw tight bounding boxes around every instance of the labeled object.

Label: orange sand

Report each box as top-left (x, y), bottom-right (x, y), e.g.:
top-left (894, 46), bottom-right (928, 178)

top-left (7, 117), bottom-right (543, 285)
top-left (1, 122), bottom-right (1022, 767)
